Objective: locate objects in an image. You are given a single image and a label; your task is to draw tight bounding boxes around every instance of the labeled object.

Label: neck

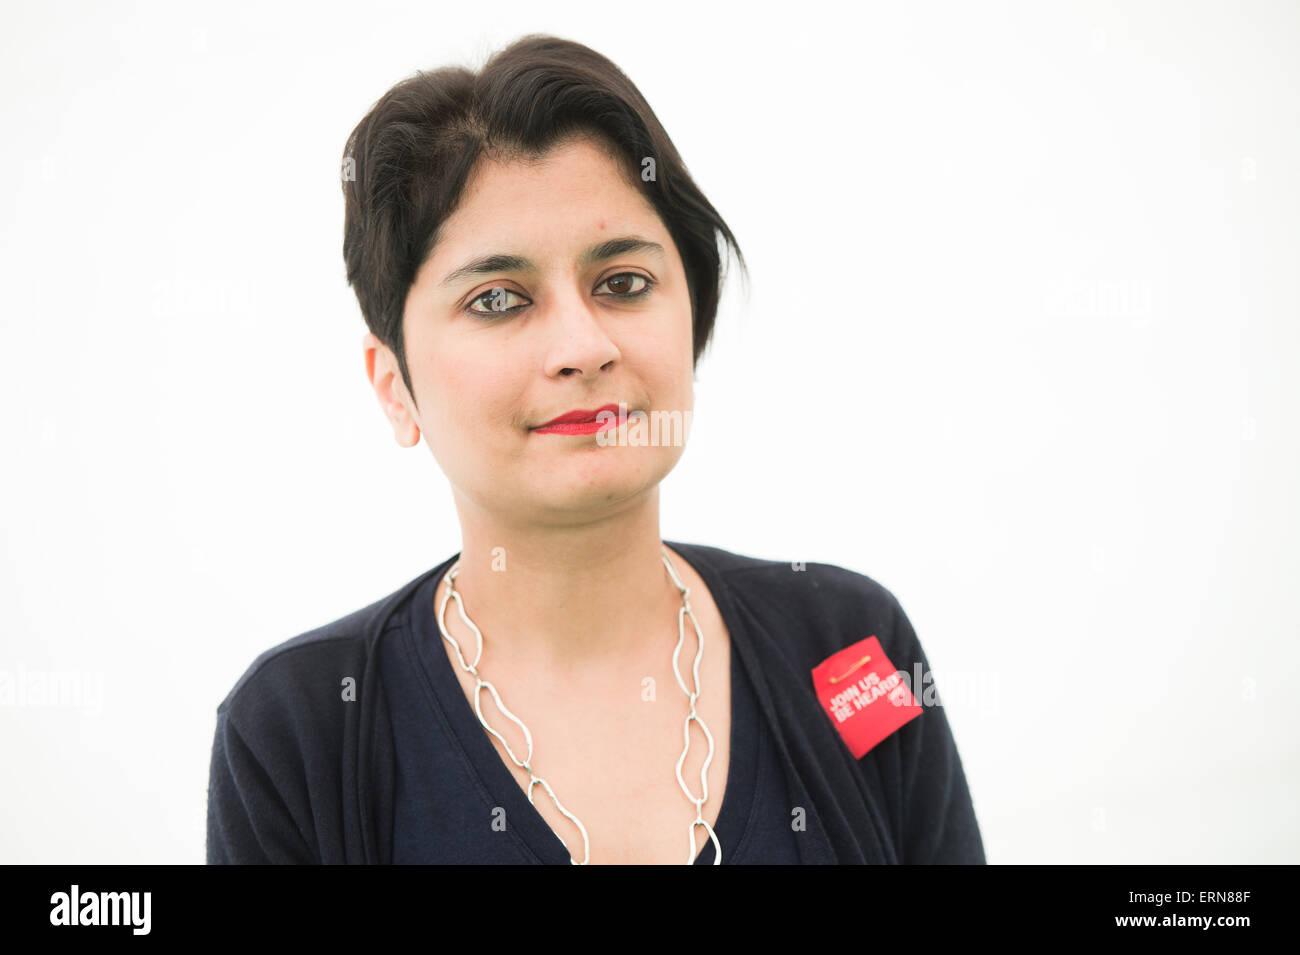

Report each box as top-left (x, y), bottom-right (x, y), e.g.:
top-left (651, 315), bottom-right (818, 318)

top-left (445, 486), bottom-right (685, 668)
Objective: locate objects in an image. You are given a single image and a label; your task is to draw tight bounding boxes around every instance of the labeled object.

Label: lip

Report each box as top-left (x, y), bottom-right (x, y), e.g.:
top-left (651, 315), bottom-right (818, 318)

top-left (532, 402), bottom-right (625, 435)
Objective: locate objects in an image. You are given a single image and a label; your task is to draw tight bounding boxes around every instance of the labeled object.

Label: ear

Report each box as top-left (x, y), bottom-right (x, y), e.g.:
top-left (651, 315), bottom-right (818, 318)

top-left (362, 332), bottom-right (421, 447)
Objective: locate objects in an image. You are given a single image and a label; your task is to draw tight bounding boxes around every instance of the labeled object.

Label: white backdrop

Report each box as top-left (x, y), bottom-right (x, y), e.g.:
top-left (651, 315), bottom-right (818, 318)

top-left (1, 0), bottom-right (1295, 864)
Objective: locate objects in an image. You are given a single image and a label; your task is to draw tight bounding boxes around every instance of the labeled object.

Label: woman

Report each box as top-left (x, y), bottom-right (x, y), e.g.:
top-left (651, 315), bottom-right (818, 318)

top-left (206, 34), bottom-right (985, 865)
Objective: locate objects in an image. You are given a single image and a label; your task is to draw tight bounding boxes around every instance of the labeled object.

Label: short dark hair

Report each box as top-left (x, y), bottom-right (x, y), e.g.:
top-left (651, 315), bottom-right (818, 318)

top-left (341, 34), bottom-right (747, 407)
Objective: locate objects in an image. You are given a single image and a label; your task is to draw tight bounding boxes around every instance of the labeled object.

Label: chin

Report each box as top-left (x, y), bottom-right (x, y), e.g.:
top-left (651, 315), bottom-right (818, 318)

top-left (526, 459), bottom-right (668, 510)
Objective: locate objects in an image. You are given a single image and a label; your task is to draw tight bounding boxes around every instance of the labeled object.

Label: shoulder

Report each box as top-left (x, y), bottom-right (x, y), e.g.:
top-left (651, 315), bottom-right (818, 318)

top-left (215, 563), bottom-right (445, 728)
top-left (668, 541), bottom-right (919, 668)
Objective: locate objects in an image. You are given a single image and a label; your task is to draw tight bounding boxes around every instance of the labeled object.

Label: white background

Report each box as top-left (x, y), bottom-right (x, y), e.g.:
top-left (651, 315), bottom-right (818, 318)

top-left (1, 0), bottom-right (1296, 863)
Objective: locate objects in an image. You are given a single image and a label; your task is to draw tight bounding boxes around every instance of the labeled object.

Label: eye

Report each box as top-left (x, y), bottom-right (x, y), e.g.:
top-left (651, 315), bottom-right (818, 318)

top-left (597, 272), bottom-right (654, 298)
top-left (465, 286), bottom-right (529, 318)
top-left (463, 273), bottom-right (655, 321)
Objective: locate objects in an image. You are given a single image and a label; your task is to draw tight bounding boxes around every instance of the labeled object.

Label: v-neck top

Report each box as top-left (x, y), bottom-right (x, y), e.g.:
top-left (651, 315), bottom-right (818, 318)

top-left (207, 540), bottom-right (986, 865)
top-left (382, 557), bottom-right (802, 863)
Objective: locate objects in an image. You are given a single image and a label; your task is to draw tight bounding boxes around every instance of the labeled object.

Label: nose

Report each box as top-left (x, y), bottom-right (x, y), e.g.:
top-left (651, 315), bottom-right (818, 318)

top-left (540, 290), bottom-right (621, 378)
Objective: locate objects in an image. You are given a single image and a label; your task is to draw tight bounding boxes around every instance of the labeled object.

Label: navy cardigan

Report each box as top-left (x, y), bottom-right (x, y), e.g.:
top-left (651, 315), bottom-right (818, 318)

top-left (206, 541), bottom-right (986, 864)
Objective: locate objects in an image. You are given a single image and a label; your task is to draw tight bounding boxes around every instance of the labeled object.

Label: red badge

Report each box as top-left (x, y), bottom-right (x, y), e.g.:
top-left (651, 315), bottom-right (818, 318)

top-left (811, 635), bottom-right (922, 758)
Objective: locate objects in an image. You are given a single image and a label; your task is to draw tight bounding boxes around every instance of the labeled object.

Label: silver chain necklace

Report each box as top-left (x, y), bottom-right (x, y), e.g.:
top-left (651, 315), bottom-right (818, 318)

top-left (435, 545), bottom-right (722, 865)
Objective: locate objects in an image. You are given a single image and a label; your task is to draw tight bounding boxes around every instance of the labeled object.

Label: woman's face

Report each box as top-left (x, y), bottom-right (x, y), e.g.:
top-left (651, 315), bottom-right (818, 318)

top-left (376, 136), bottom-right (695, 525)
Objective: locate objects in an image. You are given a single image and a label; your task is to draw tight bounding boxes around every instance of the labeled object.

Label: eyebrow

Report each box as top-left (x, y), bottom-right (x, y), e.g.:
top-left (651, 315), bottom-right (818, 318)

top-left (438, 236), bottom-right (665, 288)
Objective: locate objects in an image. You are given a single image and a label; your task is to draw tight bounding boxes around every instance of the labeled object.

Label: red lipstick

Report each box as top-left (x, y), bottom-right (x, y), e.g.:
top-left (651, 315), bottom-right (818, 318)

top-left (532, 402), bottom-right (625, 435)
